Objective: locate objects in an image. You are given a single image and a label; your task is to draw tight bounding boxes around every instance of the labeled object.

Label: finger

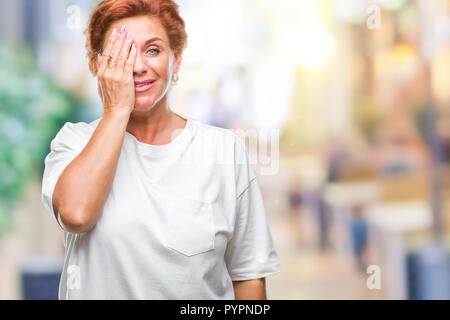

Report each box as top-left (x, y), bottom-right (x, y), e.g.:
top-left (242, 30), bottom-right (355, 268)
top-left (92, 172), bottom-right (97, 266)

top-left (98, 28), bottom-right (117, 75)
top-left (117, 31), bottom-right (133, 70)
top-left (97, 54), bottom-right (102, 68)
top-left (124, 43), bottom-right (137, 74)
top-left (107, 25), bottom-right (128, 73)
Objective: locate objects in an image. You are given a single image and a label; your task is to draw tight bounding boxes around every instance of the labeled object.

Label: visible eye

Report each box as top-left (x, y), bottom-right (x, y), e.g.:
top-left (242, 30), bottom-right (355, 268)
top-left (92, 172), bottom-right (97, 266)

top-left (146, 47), bottom-right (160, 55)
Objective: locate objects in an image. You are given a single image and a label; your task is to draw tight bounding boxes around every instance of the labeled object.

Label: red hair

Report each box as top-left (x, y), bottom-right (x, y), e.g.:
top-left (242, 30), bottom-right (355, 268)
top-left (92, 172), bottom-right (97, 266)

top-left (84, 0), bottom-right (187, 76)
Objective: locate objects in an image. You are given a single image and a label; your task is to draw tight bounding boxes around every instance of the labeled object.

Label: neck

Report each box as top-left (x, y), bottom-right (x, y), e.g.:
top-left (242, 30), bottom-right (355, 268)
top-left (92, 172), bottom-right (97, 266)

top-left (126, 95), bottom-right (185, 145)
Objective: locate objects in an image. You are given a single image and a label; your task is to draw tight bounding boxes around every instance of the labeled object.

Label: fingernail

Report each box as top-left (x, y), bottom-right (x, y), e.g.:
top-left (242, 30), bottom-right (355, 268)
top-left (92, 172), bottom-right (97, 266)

top-left (126, 31), bottom-right (131, 41)
top-left (111, 28), bottom-right (117, 38)
top-left (120, 25), bottom-right (126, 35)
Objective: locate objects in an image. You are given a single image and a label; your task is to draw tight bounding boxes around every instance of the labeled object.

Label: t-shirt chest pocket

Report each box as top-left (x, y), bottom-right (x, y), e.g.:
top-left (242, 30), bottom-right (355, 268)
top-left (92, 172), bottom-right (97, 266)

top-left (160, 192), bottom-right (215, 257)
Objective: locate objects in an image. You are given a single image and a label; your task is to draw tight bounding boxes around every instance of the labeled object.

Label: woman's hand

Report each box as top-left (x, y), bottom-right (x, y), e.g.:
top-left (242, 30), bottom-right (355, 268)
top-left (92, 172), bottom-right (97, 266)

top-left (97, 26), bottom-right (137, 117)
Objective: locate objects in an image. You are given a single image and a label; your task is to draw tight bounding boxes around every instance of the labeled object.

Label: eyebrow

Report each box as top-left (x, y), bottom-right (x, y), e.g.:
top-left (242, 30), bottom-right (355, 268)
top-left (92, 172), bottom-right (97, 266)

top-left (143, 37), bottom-right (164, 46)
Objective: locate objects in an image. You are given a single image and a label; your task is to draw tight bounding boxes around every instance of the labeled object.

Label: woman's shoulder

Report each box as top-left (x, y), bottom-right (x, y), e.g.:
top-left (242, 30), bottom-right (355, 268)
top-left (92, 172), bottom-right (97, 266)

top-left (193, 120), bottom-right (256, 190)
top-left (191, 119), bottom-right (253, 166)
top-left (59, 117), bottom-right (100, 135)
top-left (192, 119), bottom-right (243, 147)
top-left (51, 117), bottom-right (101, 150)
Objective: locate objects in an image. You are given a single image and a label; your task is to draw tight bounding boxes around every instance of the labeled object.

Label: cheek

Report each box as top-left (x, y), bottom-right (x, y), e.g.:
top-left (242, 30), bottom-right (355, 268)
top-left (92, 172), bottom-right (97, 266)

top-left (143, 57), bottom-right (170, 77)
top-left (164, 54), bottom-right (175, 75)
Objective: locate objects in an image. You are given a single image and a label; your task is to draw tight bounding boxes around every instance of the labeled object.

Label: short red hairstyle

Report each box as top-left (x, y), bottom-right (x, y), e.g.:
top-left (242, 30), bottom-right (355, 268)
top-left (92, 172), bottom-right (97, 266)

top-left (84, 0), bottom-right (188, 76)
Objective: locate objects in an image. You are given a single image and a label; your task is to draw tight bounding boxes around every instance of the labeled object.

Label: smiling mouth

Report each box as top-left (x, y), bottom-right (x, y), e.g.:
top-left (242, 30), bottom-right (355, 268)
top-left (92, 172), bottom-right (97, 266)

top-left (134, 80), bottom-right (155, 88)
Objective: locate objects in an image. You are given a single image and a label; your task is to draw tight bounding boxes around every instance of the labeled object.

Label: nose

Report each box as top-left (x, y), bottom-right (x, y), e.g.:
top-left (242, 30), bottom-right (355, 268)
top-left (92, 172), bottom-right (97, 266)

top-left (133, 51), bottom-right (148, 76)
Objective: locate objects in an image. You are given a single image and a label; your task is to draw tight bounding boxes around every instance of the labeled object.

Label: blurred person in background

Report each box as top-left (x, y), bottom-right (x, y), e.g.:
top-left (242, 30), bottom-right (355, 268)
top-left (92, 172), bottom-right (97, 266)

top-left (40, 0), bottom-right (281, 300)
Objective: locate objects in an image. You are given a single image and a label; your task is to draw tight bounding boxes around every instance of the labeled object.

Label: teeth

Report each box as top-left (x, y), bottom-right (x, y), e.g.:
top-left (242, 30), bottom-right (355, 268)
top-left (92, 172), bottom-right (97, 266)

top-left (135, 81), bottom-right (153, 87)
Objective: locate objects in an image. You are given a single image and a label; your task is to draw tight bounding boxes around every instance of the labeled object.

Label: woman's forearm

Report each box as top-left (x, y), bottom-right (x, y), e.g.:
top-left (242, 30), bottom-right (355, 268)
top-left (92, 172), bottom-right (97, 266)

top-left (233, 278), bottom-right (267, 300)
top-left (53, 109), bottom-right (130, 233)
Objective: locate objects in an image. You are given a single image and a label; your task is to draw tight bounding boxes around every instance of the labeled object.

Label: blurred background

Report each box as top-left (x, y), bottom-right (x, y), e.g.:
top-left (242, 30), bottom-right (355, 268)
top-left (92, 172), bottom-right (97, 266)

top-left (0, 0), bottom-right (449, 299)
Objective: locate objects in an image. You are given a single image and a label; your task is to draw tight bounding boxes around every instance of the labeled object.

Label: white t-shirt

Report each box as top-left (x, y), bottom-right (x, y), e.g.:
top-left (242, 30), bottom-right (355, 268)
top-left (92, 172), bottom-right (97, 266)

top-left (41, 111), bottom-right (282, 299)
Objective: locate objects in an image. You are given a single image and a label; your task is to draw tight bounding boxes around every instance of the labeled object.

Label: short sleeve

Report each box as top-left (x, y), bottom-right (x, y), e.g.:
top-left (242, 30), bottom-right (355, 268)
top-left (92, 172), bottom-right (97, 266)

top-left (231, 133), bottom-right (258, 196)
top-left (41, 122), bottom-right (90, 231)
top-left (225, 177), bottom-right (282, 281)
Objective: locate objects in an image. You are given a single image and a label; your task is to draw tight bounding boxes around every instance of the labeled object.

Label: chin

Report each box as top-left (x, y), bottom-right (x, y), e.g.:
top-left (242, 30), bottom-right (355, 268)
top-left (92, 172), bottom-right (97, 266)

top-left (134, 90), bottom-right (168, 111)
top-left (133, 104), bottom-right (153, 111)
top-left (133, 97), bottom-right (156, 111)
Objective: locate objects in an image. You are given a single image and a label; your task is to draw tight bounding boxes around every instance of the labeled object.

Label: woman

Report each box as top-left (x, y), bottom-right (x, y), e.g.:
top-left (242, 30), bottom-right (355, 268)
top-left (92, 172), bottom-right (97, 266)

top-left (41, 0), bottom-right (281, 300)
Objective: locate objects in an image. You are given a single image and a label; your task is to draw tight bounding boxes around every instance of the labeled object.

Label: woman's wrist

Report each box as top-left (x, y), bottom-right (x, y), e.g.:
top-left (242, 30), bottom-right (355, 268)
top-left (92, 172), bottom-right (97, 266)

top-left (103, 106), bottom-right (132, 121)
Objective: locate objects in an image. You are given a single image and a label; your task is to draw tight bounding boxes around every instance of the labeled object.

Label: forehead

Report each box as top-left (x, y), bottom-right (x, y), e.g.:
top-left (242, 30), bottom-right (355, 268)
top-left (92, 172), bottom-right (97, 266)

top-left (106, 16), bottom-right (168, 44)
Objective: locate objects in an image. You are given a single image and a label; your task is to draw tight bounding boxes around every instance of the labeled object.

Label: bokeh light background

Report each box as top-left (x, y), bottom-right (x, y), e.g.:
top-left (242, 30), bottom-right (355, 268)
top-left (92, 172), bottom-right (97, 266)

top-left (0, 0), bottom-right (449, 299)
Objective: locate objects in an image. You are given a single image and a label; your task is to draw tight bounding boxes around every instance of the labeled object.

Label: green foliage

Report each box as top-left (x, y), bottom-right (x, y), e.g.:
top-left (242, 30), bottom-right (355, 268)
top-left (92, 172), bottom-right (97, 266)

top-left (0, 43), bottom-right (82, 237)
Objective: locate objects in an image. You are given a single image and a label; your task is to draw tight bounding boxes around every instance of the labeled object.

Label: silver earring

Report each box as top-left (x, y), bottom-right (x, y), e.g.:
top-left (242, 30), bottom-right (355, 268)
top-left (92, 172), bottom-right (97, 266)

top-left (172, 73), bottom-right (179, 82)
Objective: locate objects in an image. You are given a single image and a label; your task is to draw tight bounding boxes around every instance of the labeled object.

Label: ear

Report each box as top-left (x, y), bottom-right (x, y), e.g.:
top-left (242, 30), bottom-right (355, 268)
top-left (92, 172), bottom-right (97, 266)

top-left (172, 51), bottom-right (182, 75)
